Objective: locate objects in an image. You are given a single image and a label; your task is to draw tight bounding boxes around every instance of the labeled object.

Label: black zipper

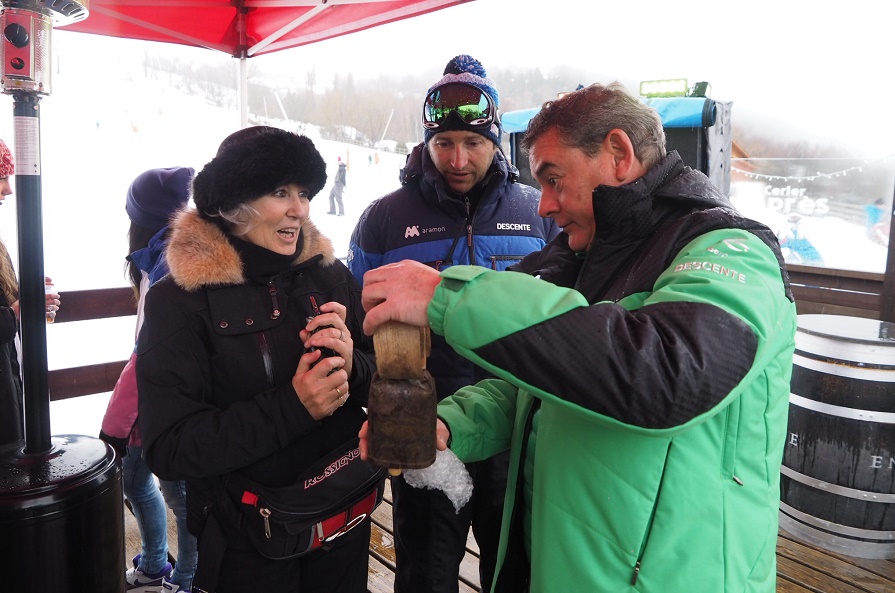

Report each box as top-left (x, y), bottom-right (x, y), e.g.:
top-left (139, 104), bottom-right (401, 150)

top-left (258, 331), bottom-right (274, 386)
top-left (464, 197), bottom-right (476, 266)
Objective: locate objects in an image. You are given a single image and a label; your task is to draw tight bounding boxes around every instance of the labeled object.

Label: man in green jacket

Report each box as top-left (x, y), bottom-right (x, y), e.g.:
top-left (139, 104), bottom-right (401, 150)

top-left (359, 83), bottom-right (796, 593)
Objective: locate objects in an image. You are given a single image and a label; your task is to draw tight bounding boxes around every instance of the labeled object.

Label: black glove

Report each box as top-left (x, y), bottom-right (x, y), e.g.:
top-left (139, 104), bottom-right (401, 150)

top-left (98, 430), bottom-right (129, 461)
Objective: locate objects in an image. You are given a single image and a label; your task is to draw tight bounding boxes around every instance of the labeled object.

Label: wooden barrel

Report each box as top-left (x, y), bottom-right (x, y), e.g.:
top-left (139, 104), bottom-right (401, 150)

top-left (780, 314), bottom-right (895, 559)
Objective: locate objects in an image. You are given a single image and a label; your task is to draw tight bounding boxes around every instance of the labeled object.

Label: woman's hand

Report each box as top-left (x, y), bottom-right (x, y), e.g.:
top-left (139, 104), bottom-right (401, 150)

top-left (300, 300), bottom-right (354, 379)
top-left (293, 301), bottom-right (353, 420)
top-left (8, 276), bottom-right (60, 321)
top-left (292, 350), bottom-right (350, 421)
top-left (45, 277), bottom-right (60, 320)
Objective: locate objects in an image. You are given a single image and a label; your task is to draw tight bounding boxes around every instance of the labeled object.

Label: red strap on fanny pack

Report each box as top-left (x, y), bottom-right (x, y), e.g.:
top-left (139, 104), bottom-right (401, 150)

top-left (313, 488), bottom-right (379, 548)
top-left (241, 491), bottom-right (259, 506)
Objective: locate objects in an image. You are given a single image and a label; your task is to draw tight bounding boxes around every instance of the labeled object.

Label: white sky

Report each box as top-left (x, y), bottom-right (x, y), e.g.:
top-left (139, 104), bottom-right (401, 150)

top-left (259, 0), bottom-right (894, 157)
top-left (47, 0), bottom-right (895, 157)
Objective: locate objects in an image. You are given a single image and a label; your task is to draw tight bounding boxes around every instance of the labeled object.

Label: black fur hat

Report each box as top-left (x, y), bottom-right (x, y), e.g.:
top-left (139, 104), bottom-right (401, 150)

top-left (192, 126), bottom-right (327, 219)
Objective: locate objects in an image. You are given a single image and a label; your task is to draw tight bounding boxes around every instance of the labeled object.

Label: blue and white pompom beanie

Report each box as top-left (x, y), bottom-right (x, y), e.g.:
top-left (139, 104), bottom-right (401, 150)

top-left (423, 55), bottom-right (502, 147)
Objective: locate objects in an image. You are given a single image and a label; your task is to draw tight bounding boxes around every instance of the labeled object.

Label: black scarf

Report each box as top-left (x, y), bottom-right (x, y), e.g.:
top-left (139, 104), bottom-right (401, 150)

top-left (228, 230), bottom-right (304, 285)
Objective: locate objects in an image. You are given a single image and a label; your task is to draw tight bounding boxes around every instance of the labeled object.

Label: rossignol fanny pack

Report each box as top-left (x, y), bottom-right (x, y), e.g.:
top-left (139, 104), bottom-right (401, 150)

top-left (222, 438), bottom-right (387, 560)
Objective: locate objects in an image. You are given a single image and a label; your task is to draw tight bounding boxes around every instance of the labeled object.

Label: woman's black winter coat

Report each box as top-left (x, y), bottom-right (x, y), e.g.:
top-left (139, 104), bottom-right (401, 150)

top-left (136, 209), bottom-right (375, 499)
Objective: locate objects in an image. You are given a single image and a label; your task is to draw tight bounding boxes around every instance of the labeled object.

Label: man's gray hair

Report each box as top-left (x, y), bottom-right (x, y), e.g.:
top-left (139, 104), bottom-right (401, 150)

top-left (521, 82), bottom-right (666, 169)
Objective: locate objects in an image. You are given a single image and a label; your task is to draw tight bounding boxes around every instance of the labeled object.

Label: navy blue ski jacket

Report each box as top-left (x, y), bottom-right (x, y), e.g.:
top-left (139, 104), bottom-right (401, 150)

top-left (348, 142), bottom-right (559, 397)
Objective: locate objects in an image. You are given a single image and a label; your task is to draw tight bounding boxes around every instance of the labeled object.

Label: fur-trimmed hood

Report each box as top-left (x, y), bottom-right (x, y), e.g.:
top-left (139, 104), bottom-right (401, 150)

top-left (165, 207), bottom-right (337, 292)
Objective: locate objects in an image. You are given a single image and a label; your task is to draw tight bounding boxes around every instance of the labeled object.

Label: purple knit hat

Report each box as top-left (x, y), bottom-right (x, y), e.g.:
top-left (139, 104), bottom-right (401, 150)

top-left (125, 167), bottom-right (194, 233)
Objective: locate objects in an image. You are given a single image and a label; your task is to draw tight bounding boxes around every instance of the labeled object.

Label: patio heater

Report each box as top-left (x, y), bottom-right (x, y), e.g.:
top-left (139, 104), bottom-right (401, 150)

top-left (0, 2), bottom-right (125, 592)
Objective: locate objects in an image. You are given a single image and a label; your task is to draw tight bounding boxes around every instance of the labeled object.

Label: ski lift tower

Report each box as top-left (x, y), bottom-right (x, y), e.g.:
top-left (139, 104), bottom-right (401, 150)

top-left (0, 2), bottom-right (125, 591)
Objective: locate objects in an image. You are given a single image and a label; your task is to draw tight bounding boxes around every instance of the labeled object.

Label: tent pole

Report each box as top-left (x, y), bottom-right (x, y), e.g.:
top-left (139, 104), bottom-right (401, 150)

top-left (236, 6), bottom-right (249, 129)
top-left (239, 56), bottom-right (248, 128)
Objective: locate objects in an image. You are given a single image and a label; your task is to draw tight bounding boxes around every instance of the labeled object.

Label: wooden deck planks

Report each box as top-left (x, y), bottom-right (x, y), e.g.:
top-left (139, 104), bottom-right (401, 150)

top-left (121, 488), bottom-right (895, 593)
top-left (776, 529), bottom-right (895, 593)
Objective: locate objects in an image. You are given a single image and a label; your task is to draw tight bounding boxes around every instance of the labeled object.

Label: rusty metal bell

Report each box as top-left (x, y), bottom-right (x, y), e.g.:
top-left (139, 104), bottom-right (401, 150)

top-left (367, 321), bottom-right (436, 474)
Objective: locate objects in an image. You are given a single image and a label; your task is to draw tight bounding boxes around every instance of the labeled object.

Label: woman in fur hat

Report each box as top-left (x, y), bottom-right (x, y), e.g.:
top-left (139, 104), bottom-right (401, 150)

top-left (135, 127), bottom-right (377, 593)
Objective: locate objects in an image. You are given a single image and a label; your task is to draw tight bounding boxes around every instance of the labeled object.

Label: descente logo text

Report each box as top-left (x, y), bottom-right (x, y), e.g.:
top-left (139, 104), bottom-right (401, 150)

top-left (404, 223), bottom-right (531, 238)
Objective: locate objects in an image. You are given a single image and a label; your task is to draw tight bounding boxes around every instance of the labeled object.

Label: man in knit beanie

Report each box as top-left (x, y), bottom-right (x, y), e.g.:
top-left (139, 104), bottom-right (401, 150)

top-left (349, 55), bottom-right (559, 593)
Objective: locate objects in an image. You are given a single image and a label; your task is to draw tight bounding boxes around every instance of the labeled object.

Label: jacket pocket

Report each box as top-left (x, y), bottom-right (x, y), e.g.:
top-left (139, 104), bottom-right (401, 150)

top-left (632, 441), bottom-right (672, 586)
top-left (720, 397), bottom-right (742, 482)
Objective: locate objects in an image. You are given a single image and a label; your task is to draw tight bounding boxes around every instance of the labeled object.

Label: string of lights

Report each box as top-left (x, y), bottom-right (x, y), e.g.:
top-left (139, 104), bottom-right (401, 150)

top-left (731, 154), bottom-right (895, 182)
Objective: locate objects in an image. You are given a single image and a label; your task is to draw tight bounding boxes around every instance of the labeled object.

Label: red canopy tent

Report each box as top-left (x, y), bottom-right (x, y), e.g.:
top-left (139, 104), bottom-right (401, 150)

top-left (58, 0), bottom-right (473, 126)
top-left (2, 0), bottom-right (472, 454)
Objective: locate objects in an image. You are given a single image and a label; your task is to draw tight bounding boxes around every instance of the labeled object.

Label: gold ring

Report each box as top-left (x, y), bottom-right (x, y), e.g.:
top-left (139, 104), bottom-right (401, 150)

top-left (339, 330), bottom-right (344, 340)
top-left (335, 387), bottom-right (343, 397)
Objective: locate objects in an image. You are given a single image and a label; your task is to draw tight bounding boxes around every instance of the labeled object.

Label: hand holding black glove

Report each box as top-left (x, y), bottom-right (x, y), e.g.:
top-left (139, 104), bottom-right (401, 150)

top-left (98, 430), bottom-right (129, 461)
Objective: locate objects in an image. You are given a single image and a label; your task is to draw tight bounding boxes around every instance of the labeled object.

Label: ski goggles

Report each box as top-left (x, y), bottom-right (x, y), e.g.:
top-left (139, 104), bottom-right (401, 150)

top-left (422, 82), bottom-right (497, 130)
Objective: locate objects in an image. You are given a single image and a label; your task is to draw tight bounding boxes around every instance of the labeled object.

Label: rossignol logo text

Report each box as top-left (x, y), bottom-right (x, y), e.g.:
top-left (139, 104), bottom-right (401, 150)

top-left (497, 222), bottom-right (531, 231)
top-left (304, 447), bottom-right (360, 489)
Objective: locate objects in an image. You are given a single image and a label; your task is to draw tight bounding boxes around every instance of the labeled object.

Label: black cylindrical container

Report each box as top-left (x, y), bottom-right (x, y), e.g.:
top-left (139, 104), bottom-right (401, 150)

top-left (0, 434), bottom-right (125, 591)
top-left (781, 314), bottom-right (895, 559)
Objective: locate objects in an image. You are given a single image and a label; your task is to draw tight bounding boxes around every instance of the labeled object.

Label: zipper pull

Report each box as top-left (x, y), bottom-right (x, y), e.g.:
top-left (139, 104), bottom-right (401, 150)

top-left (464, 197), bottom-right (476, 265)
top-left (631, 561), bottom-right (641, 586)
top-left (466, 223), bottom-right (476, 266)
top-left (260, 507), bottom-right (272, 539)
top-left (309, 295), bottom-right (322, 316)
top-left (268, 285), bottom-right (280, 319)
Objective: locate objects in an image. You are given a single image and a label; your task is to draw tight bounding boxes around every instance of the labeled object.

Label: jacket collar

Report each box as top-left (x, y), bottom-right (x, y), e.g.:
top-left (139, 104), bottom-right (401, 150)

top-left (165, 207), bottom-right (336, 292)
top-left (129, 227), bottom-right (171, 286)
top-left (591, 151), bottom-right (729, 245)
top-left (399, 142), bottom-right (517, 213)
